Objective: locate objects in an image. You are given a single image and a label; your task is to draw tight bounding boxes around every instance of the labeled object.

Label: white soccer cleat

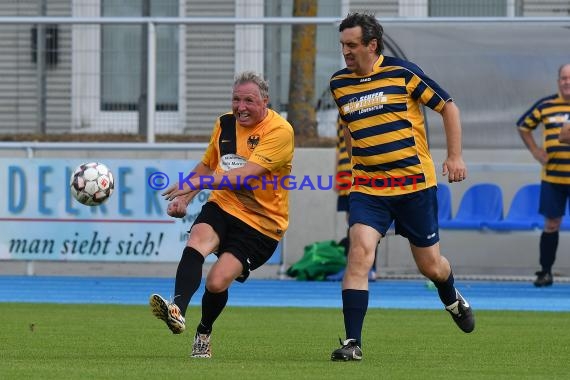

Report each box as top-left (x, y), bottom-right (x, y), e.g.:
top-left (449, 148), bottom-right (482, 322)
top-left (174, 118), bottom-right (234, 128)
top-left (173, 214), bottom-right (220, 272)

top-left (149, 294), bottom-right (186, 334)
top-left (191, 332), bottom-right (212, 358)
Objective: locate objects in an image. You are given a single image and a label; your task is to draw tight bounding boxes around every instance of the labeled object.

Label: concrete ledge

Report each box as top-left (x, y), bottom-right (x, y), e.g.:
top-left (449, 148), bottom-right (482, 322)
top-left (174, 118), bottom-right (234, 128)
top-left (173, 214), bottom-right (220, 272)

top-left (377, 229), bottom-right (570, 277)
top-left (0, 260), bottom-right (286, 280)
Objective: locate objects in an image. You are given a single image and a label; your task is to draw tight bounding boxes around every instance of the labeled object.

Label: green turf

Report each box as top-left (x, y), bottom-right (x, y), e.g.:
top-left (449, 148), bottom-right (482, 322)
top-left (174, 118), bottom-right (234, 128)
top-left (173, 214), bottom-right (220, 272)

top-left (1, 303), bottom-right (568, 379)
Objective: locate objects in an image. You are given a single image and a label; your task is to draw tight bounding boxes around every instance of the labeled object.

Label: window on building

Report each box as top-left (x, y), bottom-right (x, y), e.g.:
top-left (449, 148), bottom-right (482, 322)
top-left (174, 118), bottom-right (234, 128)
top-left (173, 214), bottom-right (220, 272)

top-left (101, 0), bottom-right (178, 111)
top-left (429, 0), bottom-right (508, 16)
top-left (264, 0), bottom-right (341, 113)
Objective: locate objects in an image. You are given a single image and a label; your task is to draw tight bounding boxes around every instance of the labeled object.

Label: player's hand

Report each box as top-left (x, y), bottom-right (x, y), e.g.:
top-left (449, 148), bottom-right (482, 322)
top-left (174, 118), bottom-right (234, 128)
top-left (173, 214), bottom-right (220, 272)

top-left (166, 197), bottom-right (189, 218)
top-left (161, 181), bottom-right (180, 199)
top-left (442, 156), bottom-right (467, 183)
top-left (162, 181), bottom-right (196, 201)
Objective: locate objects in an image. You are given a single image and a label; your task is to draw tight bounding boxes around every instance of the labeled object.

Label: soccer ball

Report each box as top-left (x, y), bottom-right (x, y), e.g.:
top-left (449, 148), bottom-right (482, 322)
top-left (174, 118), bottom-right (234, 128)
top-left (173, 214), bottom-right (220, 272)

top-left (70, 162), bottom-right (114, 206)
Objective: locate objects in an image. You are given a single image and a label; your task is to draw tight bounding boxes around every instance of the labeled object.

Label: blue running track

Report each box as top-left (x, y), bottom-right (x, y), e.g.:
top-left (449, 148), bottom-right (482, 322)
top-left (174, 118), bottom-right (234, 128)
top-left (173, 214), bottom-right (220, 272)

top-left (1, 275), bottom-right (569, 312)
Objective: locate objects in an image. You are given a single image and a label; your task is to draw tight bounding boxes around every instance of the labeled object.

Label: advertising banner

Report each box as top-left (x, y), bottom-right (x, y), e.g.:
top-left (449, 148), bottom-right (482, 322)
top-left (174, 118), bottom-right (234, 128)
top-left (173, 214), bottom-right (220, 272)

top-left (0, 158), bottom-right (281, 263)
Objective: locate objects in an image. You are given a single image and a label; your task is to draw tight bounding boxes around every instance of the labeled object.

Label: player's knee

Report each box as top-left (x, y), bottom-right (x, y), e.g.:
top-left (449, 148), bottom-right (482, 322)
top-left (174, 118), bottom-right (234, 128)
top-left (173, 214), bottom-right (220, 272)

top-left (205, 274), bottom-right (231, 293)
top-left (205, 279), bottom-right (228, 293)
top-left (544, 217), bottom-right (562, 232)
top-left (420, 265), bottom-right (448, 282)
top-left (348, 244), bottom-right (373, 259)
top-left (347, 249), bottom-right (375, 275)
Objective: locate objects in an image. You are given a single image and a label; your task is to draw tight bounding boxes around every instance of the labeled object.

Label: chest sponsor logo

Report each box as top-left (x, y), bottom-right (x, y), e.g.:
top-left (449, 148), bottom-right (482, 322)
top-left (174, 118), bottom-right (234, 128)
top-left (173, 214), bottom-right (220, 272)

top-left (342, 91), bottom-right (387, 116)
top-left (547, 114), bottom-right (569, 123)
top-left (220, 154), bottom-right (247, 171)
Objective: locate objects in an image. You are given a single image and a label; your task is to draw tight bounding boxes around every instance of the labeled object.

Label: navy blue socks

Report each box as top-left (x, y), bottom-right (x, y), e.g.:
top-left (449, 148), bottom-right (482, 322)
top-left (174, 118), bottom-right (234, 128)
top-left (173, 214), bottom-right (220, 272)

top-left (540, 231), bottom-right (559, 274)
top-left (342, 289), bottom-right (369, 346)
top-left (434, 271), bottom-right (457, 306)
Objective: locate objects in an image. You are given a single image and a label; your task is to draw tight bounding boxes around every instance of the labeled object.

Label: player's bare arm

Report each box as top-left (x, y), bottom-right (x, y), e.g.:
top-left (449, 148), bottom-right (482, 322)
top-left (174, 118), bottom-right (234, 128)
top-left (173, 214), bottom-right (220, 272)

top-left (162, 161), bottom-right (213, 199)
top-left (440, 101), bottom-right (467, 182)
top-left (518, 128), bottom-right (548, 165)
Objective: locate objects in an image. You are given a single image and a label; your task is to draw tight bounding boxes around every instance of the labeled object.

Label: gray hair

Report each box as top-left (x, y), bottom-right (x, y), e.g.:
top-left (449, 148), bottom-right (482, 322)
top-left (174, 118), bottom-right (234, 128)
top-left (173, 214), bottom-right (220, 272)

top-left (559, 63), bottom-right (570, 78)
top-left (233, 71), bottom-right (269, 99)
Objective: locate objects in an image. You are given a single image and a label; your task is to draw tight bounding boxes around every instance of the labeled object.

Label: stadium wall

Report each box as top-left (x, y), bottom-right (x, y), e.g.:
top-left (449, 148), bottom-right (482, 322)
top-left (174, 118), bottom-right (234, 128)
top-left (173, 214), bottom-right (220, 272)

top-left (1, 145), bottom-right (568, 278)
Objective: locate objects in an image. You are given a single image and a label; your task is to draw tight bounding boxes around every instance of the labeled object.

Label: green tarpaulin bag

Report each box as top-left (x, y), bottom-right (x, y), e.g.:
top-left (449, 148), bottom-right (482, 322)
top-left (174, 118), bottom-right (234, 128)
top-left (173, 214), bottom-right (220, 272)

top-left (286, 240), bottom-right (347, 281)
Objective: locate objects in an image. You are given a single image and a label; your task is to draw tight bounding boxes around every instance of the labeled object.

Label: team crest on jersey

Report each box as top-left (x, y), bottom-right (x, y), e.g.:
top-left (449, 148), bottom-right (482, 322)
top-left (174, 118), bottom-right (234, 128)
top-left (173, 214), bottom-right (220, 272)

top-left (247, 135), bottom-right (260, 150)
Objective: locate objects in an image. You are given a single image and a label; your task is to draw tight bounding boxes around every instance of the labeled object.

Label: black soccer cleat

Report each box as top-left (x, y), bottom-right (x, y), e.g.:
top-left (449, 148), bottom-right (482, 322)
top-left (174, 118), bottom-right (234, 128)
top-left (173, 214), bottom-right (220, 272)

top-left (445, 290), bottom-right (475, 333)
top-left (331, 338), bottom-right (363, 361)
top-left (533, 271), bottom-right (553, 287)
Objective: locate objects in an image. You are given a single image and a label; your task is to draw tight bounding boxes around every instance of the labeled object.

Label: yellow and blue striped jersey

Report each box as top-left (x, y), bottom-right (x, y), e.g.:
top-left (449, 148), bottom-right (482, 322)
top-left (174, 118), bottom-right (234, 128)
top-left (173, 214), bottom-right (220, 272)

top-left (336, 116), bottom-right (351, 197)
top-left (517, 93), bottom-right (570, 185)
top-left (330, 55), bottom-right (451, 196)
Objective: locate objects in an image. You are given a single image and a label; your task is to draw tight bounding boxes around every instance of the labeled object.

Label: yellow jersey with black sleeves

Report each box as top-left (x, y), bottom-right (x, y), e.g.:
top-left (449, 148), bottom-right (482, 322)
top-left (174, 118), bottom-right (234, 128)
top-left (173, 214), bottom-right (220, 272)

top-left (336, 116), bottom-right (351, 197)
top-left (201, 110), bottom-right (294, 240)
top-left (517, 93), bottom-right (570, 185)
top-left (330, 55), bottom-right (451, 196)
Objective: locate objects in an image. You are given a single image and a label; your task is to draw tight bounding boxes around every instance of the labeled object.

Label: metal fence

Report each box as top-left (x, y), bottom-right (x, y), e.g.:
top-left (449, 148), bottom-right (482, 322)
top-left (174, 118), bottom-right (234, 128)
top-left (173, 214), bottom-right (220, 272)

top-left (1, 12), bottom-right (570, 147)
top-left (0, 15), bottom-right (344, 142)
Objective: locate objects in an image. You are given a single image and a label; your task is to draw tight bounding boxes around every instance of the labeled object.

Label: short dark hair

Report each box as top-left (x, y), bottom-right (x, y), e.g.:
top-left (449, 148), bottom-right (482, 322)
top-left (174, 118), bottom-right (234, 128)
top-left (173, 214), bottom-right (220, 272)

top-left (339, 12), bottom-right (384, 54)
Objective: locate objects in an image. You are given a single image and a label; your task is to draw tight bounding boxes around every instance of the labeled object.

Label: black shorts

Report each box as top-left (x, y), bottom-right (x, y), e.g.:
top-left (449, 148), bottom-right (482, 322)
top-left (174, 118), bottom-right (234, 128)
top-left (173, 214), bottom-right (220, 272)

top-left (192, 201), bottom-right (279, 282)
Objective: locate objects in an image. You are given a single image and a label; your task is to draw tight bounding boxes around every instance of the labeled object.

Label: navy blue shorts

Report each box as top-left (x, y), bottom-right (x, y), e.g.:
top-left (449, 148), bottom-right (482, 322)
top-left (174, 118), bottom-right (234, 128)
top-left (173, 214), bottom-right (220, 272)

top-left (348, 187), bottom-right (440, 247)
top-left (337, 195), bottom-right (349, 212)
top-left (539, 181), bottom-right (570, 218)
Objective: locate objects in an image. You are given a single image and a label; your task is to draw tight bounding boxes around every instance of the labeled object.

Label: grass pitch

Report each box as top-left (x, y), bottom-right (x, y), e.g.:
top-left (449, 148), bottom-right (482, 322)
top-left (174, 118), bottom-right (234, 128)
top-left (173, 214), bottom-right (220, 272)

top-left (1, 303), bottom-right (569, 379)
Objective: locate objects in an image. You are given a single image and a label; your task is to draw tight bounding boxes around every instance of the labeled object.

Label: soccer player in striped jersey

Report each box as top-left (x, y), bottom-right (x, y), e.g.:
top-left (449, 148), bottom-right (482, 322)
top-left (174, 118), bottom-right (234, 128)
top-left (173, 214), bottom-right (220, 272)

top-left (517, 63), bottom-right (570, 287)
top-left (329, 12), bottom-right (474, 362)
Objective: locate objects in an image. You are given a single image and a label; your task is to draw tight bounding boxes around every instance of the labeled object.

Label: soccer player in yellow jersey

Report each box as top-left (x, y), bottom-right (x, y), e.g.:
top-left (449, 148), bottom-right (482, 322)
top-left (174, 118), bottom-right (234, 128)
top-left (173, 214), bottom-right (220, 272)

top-left (329, 13), bottom-right (474, 361)
top-left (149, 71), bottom-right (294, 358)
top-left (518, 63), bottom-right (570, 288)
